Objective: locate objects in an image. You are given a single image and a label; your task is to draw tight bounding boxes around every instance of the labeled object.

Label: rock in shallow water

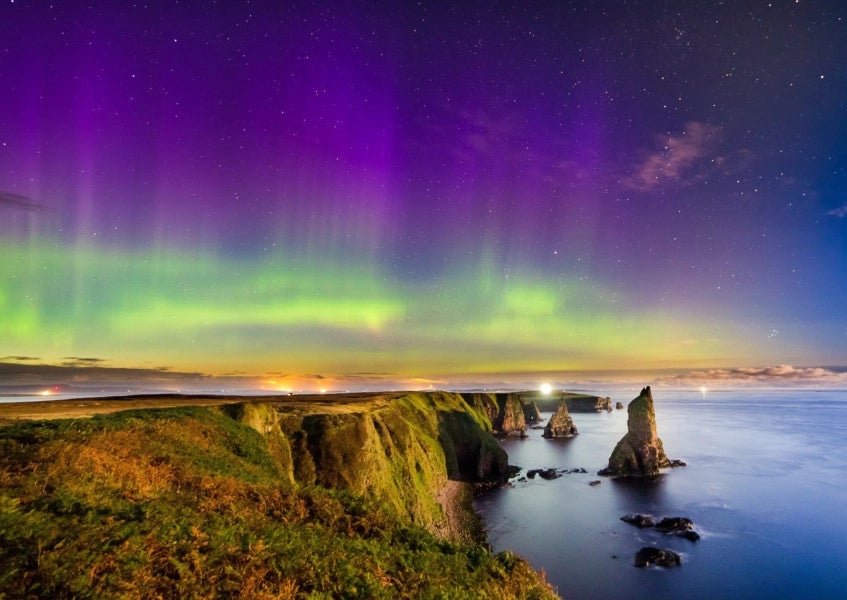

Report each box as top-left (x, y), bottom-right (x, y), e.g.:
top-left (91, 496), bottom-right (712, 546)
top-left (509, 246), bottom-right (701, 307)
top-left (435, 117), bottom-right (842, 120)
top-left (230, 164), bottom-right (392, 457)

top-left (621, 514), bottom-right (655, 528)
top-left (634, 547), bottom-right (682, 567)
top-left (654, 517), bottom-right (694, 533)
top-left (655, 517), bottom-right (700, 541)
top-left (526, 468), bottom-right (563, 480)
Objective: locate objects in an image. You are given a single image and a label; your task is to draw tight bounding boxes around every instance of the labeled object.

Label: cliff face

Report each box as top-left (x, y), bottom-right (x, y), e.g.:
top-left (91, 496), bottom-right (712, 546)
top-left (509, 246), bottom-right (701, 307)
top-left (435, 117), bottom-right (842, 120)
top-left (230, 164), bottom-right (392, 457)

top-left (238, 392), bottom-right (508, 532)
top-left (522, 401), bottom-right (542, 424)
top-left (533, 393), bottom-right (612, 412)
top-left (600, 386), bottom-right (670, 477)
top-left (542, 400), bottom-right (578, 438)
top-left (460, 393), bottom-right (528, 436)
top-left (565, 395), bottom-right (612, 412)
top-left (461, 393), bottom-right (500, 427)
top-left (494, 394), bottom-right (528, 435)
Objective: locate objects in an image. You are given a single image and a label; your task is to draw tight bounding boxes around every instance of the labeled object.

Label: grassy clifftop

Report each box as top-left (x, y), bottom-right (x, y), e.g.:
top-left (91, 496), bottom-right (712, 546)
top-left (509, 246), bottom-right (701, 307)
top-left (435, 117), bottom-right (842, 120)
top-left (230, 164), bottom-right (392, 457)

top-left (0, 393), bottom-right (557, 599)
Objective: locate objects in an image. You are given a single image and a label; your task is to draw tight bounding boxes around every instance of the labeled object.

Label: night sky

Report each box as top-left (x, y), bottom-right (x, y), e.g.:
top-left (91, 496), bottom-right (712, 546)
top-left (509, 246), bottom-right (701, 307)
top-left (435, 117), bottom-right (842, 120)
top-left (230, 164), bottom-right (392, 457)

top-left (2, 1), bottom-right (846, 391)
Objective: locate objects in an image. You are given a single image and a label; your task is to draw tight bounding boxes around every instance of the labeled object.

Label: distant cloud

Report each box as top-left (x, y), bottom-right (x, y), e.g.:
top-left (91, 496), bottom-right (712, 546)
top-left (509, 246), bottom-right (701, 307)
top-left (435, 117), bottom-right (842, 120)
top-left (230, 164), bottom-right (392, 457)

top-left (623, 121), bottom-right (720, 190)
top-left (657, 364), bottom-right (847, 387)
top-left (0, 191), bottom-right (47, 212)
top-left (827, 204), bottom-right (847, 218)
top-left (62, 357), bottom-right (108, 368)
top-left (1, 356), bottom-right (40, 361)
top-left (0, 361), bottom-right (209, 385)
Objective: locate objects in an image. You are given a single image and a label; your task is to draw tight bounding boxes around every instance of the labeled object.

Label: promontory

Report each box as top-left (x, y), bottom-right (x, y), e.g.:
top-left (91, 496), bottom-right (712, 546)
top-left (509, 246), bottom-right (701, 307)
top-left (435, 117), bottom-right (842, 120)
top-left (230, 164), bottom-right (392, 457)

top-left (0, 392), bottom-right (559, 599)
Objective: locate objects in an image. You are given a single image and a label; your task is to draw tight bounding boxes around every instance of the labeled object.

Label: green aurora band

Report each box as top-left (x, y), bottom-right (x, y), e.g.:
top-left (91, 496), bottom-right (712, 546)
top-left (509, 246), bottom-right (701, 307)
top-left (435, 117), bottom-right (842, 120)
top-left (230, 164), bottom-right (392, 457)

top-left (1, 238), bottom-right (780, 384)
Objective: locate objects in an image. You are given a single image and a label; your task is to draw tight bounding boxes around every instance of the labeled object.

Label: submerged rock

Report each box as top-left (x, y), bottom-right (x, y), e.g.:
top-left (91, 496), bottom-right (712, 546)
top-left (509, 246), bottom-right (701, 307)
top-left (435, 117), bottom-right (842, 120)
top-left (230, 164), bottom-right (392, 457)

top-left (542, 400), bottom-right (578, 438)
top-left (598, 386), bottom-right (681, 477)
top-left (634, 547), bottom-right (681, 568)
top-left (615, 401), bottom-right (624, 410)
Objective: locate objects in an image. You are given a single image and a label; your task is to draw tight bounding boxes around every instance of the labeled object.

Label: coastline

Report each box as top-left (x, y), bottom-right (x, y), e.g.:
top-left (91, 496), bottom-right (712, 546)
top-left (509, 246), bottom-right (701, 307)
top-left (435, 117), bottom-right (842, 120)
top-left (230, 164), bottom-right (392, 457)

top-left (0, 391), bottom-right (559, 598)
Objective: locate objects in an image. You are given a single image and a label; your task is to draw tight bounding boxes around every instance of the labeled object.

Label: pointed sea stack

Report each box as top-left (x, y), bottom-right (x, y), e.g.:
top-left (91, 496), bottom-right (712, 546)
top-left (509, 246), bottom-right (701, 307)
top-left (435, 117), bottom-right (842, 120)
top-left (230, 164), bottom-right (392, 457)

top-left (599, 386), bottom-right (677, 476)
top-left (542, 400), bottom-right (578, 438)
top-left (522, 400), bottom-right (542, 425)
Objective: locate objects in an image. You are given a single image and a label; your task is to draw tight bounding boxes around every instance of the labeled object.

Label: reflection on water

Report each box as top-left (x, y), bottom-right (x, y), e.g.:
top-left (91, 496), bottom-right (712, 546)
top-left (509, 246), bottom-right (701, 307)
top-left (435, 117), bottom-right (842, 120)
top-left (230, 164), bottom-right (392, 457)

top-left (475, 391), bottom-right (847, 600)
top-left (609, 476), bottom-right (667, 509)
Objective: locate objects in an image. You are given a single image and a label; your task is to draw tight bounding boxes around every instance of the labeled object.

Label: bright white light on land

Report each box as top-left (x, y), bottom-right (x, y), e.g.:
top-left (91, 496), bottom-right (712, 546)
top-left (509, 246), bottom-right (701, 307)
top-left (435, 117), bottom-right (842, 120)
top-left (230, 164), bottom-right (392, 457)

top-left (540, 382), bottom-right (553, 395)
top-left (699, 386), bottom-right (708, 397)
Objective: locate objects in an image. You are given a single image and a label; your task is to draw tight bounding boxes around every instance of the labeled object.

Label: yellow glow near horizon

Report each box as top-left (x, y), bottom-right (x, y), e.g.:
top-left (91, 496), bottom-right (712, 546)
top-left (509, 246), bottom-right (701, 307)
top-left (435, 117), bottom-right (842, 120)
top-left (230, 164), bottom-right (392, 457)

top-left (0, 238), bottom-right (779, 378)
top-left (540, 382), bottom-right (553, 395)
top-left (700, 385), bottom-right (708, 397)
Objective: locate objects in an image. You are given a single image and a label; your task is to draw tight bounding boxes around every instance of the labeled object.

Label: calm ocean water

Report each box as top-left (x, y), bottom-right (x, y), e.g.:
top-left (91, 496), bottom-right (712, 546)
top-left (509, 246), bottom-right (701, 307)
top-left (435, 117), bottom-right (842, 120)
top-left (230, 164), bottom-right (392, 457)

top-left (475, 390), bottom-right (847, 600)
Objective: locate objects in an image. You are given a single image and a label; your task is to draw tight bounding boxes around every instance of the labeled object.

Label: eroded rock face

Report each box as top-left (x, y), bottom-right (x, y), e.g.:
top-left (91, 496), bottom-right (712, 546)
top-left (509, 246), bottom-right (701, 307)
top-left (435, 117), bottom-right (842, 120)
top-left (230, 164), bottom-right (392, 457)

top-left (565, 395), bottom-right (612, 412)
top-left (542, 400), bottom-right (578, 438)
top-left (599, 386), bottom-right (676, 477)
top-left (522, 401), bottom-right (541, 424)
top-left (494, 394), bottom-right (527, 436)
top-left (460, 393), bottom-right (500, 427)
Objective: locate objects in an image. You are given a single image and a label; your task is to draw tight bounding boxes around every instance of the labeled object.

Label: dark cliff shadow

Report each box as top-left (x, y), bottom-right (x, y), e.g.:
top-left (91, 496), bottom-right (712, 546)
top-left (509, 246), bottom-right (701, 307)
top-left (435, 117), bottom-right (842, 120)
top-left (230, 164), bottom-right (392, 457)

top-left (437, 410), bottom-right (508, 482)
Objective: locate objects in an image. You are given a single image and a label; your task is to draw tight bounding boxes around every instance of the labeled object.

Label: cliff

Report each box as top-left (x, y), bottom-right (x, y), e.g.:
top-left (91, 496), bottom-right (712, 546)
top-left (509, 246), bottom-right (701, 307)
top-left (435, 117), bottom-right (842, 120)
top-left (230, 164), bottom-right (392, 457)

top-left (460, 392), bottom-right (528, 436)
top-left (533, 392), bottom-right (612, 412)
top-left (542, 400), bottom-right (578, 438)
top-left (599, 386), bottom-right (672, 477)
top-left (0, 393), bottom-right (557, 599)
top-left (232, 392), bottom-right (509, 532)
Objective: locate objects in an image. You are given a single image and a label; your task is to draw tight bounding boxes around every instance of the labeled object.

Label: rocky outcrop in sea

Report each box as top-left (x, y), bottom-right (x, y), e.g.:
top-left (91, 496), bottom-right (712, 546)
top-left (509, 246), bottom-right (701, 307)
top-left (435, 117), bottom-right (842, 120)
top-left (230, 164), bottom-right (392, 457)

top-left (522, 401), bottom-right (542, 425)
top-left (634, 547), bottom-right (681, 567)
top-left (542, 400), bottom-right (578, 438)
top-left (621, 514), bottom-right (701, 541)
top-left (598, 386), bottom-right (683, 477)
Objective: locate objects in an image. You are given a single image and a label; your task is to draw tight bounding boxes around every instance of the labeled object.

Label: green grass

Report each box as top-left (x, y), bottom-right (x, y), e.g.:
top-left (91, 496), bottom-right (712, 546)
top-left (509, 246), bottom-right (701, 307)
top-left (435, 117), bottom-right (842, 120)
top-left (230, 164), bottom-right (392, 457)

top-left (0, 399), bottom-right (558, 599)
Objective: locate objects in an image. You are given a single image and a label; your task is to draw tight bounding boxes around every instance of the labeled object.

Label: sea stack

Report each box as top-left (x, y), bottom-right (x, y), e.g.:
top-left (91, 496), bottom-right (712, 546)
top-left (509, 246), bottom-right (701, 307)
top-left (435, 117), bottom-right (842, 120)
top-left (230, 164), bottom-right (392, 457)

top-left (542, 400), bottom-right (578, 438)
top-left (599, 386), bottom-right (674, 476)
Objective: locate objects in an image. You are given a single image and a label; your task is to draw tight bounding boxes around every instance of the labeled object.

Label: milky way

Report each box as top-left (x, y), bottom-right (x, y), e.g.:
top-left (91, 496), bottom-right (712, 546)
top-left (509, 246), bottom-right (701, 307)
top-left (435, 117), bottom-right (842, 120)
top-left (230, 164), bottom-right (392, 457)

top-left (2, 2), bottom-right (846, 389)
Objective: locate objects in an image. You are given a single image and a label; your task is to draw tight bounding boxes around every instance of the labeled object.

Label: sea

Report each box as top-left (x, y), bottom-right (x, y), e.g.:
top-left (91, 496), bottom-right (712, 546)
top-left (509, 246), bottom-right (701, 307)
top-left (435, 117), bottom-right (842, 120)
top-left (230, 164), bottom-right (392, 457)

top-left (475, 389), bottom-right (847, 600)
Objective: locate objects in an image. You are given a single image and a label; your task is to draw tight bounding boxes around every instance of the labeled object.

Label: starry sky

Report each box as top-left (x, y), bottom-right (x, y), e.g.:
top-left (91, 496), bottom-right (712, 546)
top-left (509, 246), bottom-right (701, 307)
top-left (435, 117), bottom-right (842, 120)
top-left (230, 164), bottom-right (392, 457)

top-left (2, 1), bottom-right (846, 391)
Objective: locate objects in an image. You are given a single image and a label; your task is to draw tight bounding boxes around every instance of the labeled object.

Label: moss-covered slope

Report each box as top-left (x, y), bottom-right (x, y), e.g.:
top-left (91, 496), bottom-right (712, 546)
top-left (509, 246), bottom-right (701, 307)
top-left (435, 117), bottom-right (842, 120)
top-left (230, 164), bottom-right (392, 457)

top-left (0, 394), bottom-right (556, 599)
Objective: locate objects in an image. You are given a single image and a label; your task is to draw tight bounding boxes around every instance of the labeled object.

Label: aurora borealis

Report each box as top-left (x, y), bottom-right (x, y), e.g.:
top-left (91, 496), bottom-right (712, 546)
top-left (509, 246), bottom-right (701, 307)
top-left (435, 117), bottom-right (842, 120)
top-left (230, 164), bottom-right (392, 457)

top-left (2, 2), bottom-right (847, 391)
